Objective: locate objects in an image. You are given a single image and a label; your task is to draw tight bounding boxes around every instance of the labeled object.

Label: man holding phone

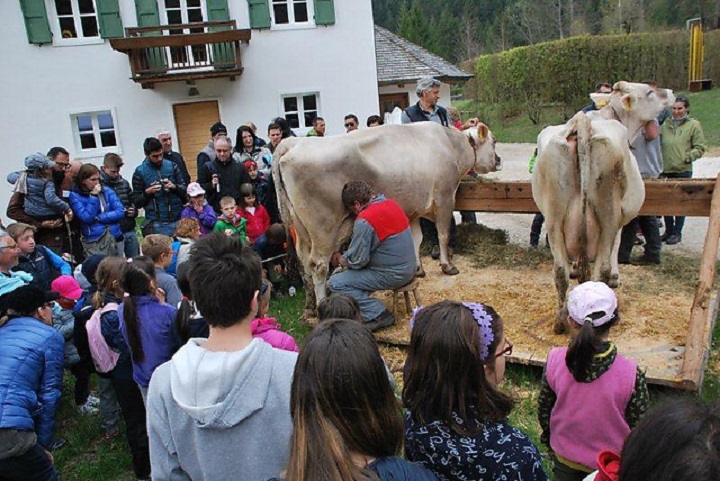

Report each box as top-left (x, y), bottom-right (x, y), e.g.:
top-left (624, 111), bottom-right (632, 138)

top-left (131, 137), bottom-right (187, 237)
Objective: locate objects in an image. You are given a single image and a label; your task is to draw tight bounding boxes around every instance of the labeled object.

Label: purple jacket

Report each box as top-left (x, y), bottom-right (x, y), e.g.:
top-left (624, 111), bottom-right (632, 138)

top-left (251, 317), bottom-right (298, 352)
top-left (181, 202), bottom-right (217, 236)
top-left (118, 295), bottom-right (180, 388)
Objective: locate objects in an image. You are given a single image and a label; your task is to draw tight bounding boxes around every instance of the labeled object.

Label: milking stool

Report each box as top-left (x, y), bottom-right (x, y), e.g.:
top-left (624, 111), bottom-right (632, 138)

top-left (391, 278), bottom-right (422, 318)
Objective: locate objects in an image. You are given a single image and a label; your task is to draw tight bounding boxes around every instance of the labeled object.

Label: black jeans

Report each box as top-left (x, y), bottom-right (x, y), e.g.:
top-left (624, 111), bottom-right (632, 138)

top-left (68, 362), bottom-right (90, 406)
top-left (661, 171), bottom-right (692, 236)
top-left (530, 213), bottom-right (545, 246)
top-left (618, 216), bottom-right (662, 262)
top-left (0, 442), bottom-right (58, 481)
top-left (112, 378), bottom-right (150, 479)
top-left (420, 218), bottom-right (457, 249)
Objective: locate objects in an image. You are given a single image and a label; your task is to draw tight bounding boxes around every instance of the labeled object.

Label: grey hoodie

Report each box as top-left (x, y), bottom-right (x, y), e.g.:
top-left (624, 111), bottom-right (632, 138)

top-left (147, 338), bottom-right (297, 481)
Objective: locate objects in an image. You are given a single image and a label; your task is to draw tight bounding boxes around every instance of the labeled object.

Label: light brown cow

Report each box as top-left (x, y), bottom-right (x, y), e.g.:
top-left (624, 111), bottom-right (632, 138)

top-left (272, 122), bottom-right (501, 312)
top-left (532, 81), bottom-right (672, 333)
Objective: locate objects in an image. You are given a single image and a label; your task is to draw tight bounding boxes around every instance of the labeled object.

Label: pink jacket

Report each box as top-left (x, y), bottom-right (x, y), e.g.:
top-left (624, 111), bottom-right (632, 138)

top-left (251, 317), bottom-right (299, 352)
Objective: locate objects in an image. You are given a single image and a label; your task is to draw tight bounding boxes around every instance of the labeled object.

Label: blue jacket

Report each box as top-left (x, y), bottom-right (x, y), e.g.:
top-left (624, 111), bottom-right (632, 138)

top-left (131, 158), bottom-right (187, 222)
top-left (69, 185), bottom-right (125, 242)
top-left (24, 172), bottom-right (70, 218)
top-left (14, 245), bottom-right (71, 291)
top-left (0, 317), bottom-right (64, 447)
top-left (118, 295), bottom-right (180, 388)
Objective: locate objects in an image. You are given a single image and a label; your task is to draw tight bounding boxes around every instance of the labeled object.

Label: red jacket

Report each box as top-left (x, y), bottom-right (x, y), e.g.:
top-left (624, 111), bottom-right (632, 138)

top-left (238, 205), bottom-right (270, 241)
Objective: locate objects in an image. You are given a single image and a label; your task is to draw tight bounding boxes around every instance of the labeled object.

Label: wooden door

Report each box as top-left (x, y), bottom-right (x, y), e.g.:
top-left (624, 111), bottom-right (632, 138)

top-left (379, 92), bottom-right (410, 113)
top-left (173, 100), bottom-right (220, 180)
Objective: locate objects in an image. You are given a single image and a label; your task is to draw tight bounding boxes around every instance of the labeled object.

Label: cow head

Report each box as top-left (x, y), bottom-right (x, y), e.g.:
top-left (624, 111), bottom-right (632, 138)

top-left (597, 81), bottom-right (668, 143)
top-left (466, 123), bottom-right (502, 173)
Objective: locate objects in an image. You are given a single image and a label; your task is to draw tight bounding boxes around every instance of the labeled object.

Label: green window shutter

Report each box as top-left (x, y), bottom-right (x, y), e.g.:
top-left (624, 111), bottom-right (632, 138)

top-left (96, 0), bottom-right (124, 38)
top-left (314, 0), bottom-right (335, 26)
top-left (206, 0), bottom-right (230, 21)
top-left (248, 0), bottom-right (270, 29)
top-left (133, 0), bottom-right (165, 72)
top-left (134, 0), bottom-right (160, 27)
top-left (19, 0), bottom-right (52, 44)
top-left (206, 0), bottom-right (233, 67)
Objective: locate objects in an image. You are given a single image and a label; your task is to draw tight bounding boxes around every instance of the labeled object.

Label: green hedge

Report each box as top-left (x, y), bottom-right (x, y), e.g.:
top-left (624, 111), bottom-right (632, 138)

top-left (466, 30), bottom-right (720, 111)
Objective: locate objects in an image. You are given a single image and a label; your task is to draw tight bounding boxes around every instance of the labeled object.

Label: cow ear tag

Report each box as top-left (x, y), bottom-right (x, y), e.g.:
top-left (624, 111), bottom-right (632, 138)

top-left (621, 93), bottom-right (634, 111)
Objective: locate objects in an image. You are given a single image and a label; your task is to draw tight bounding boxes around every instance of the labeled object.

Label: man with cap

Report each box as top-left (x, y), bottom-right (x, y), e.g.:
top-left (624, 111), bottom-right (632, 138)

top-left (196, 122), bottom-right (228, 179)
top-left (0, 284), bottom-right (64, 479)
top-left (131, 137), bottom-right (188, 237)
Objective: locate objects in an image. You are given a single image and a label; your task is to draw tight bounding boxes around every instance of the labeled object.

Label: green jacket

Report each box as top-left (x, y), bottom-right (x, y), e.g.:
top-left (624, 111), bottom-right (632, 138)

top-left (661, 116), bottom-right (706, 173)
top-left (213, 216), bottom-right (247, 241)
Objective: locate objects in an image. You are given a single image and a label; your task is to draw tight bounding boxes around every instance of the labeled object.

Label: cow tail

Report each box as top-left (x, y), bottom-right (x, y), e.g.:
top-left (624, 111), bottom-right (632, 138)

top-left (575, 112), bottom-right (593, 283)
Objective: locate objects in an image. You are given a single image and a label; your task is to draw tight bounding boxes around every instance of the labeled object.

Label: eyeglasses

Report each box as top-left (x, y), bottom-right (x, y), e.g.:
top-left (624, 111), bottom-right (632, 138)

top-left (55, 162), bottom-right (72, 170)
top-left (344, 123), bottom-right (356, 128)
top-left (495, 339), bottom-right (513, 358)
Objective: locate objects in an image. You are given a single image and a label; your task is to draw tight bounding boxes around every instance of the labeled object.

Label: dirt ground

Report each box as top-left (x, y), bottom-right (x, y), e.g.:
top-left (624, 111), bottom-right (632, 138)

top-left (376, 143), bottom-right (720, 386)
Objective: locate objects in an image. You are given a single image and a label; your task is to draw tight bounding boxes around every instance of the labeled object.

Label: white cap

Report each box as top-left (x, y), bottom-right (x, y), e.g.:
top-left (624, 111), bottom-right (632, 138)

top-left (186, 182), bottom-right (205, 197)
top-left (567, 281), bottom-right (618, 327)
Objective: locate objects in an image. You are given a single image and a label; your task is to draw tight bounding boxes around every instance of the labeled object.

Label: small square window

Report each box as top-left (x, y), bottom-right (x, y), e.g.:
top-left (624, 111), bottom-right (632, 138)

top-left (271, 0), bottom-right (314, 28)
top-left (281, 93), bottom-right (320, 132)
top-left (71, 110), bottom-right (120, 157)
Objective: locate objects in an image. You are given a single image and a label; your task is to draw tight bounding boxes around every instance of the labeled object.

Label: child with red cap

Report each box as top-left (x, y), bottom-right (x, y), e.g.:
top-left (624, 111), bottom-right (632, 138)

top-left (51, 275), bottom-right (99, 414)
top-left (538, 281), bottom-right (649, 481)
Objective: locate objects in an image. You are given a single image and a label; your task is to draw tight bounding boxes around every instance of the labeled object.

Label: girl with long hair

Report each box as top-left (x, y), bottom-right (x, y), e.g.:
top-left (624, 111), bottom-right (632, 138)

top-left (403, 300), bottom-right (547, 481)
top-left (117, 256), bottom-right (179, 402)
top-left (174, 261), bottom-right (209, 344)
top-left (93, 256), bottom-right (151, 479)
top-left (271, 319), bottom-right (435, 481)
top-left (538, 282), bottom-right (648, 481)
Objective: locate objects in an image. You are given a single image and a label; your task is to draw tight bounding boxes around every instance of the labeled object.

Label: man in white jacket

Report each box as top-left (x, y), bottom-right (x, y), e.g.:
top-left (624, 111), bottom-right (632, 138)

top-left (147, 234), bottom-right (297, 480)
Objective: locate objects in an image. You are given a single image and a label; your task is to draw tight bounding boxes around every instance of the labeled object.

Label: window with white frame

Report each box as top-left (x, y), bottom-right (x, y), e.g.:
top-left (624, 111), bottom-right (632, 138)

top-left (71, 110), bottom-right (119, 156)
top-left (271, 0), bottom-right (314, 27)
top-left (282, 93), bottom-right (319, 129)
top-left (52, 0), bottom-right (100, 40)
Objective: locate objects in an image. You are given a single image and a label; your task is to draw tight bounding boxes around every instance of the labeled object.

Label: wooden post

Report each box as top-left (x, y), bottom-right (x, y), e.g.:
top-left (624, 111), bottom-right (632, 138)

top-left (681, 174), bottom-right (720, 389)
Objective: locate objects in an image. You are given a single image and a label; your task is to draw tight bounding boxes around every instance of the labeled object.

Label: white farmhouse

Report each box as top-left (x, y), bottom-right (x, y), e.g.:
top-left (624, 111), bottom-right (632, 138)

top-left (0, 1), bottom-right (471, 221)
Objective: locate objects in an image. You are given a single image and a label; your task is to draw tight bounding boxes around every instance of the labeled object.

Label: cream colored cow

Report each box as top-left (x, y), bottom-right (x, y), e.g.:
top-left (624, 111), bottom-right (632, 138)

top-left (272, 122), bottom-right (501, 312)
top-left (532, 81), bottom-right (672, 333)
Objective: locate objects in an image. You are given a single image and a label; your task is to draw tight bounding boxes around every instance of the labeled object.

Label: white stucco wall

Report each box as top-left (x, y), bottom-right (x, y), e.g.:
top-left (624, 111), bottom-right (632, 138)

top-left (0, 0), bottom-right (378, 224)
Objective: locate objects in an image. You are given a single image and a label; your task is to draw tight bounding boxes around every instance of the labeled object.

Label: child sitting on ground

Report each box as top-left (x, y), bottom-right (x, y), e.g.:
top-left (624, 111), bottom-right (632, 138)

top-left (20, 153), bottom-right (73, 222)
top-left (238, 183), bottom-right (270, 251)
top-left (538, 281), bottom-right (648, 481)
top-left (141, 234), bottom-right (182, 308)
top-left (51, 275), bottom-right (98, 414)
top-left (213, 196), bottom-right (247, 240)
top-left (251, 280), bottom-right (298, 352)
top-left (7, 222), bottom-right (72, 291)
top-left (175, 262), bottom-right (209, 344)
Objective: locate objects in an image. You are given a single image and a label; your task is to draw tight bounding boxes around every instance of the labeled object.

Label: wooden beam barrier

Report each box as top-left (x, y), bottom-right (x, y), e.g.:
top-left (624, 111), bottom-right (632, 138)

top-left (680, 174), bottom-right (720, 390)
top-left (455, 179), bottom-right (716, 217)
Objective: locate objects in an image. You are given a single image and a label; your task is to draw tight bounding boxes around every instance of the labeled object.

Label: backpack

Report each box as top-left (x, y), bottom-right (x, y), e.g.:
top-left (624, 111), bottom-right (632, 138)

top-left (86, 302), bottom-right (120, 373)
top-left (166, 240), bottom-right (185, 277)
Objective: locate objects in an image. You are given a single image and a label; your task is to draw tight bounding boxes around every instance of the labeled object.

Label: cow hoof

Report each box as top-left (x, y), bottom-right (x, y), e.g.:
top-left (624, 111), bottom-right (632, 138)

top-left (441, 264), bottom-right (460, 276)
top-left (569, 267), bottom-right (578, 280)
top-left (608, 275), bottom-right (620, 288)
top-left (553, 320), bottom-right (568, 335)
top-left (415, 266), bottom-right (426, 278)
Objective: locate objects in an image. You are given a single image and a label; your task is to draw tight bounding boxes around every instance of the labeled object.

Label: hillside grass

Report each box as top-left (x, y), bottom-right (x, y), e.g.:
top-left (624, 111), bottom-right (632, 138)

top-left (456, 88), bottom-right (720, 151)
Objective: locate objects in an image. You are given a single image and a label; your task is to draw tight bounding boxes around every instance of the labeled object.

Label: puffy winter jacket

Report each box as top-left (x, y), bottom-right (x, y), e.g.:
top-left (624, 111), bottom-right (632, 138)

top-left (131, 158), bottom-right (187, 222)
top-left (0, 317), bottom-right (64, 447)
top-left (14, 245), bottom-right (71, 291)
top-left (24, 172), bottom-right (70, 218)
top-left (52, 304), bottom-right (80, 366)
top-left (69, 185), bottom-right (125, 242)
top-left (100, 171), bottom-right (136, 233)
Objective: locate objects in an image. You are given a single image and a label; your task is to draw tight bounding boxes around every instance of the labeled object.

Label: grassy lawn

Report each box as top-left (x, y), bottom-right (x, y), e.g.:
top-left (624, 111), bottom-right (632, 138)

top-left (457, 88), bottom-right (720, 151)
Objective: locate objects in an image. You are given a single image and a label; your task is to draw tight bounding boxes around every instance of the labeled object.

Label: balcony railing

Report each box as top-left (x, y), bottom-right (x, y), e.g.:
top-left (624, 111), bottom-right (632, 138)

top-left (110, 21), bottom-right (251, 89)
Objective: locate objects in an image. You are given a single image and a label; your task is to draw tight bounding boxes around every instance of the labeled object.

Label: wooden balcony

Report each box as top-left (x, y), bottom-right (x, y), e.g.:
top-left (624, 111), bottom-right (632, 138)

top-left (110, 21), bottom-right (251, 89)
